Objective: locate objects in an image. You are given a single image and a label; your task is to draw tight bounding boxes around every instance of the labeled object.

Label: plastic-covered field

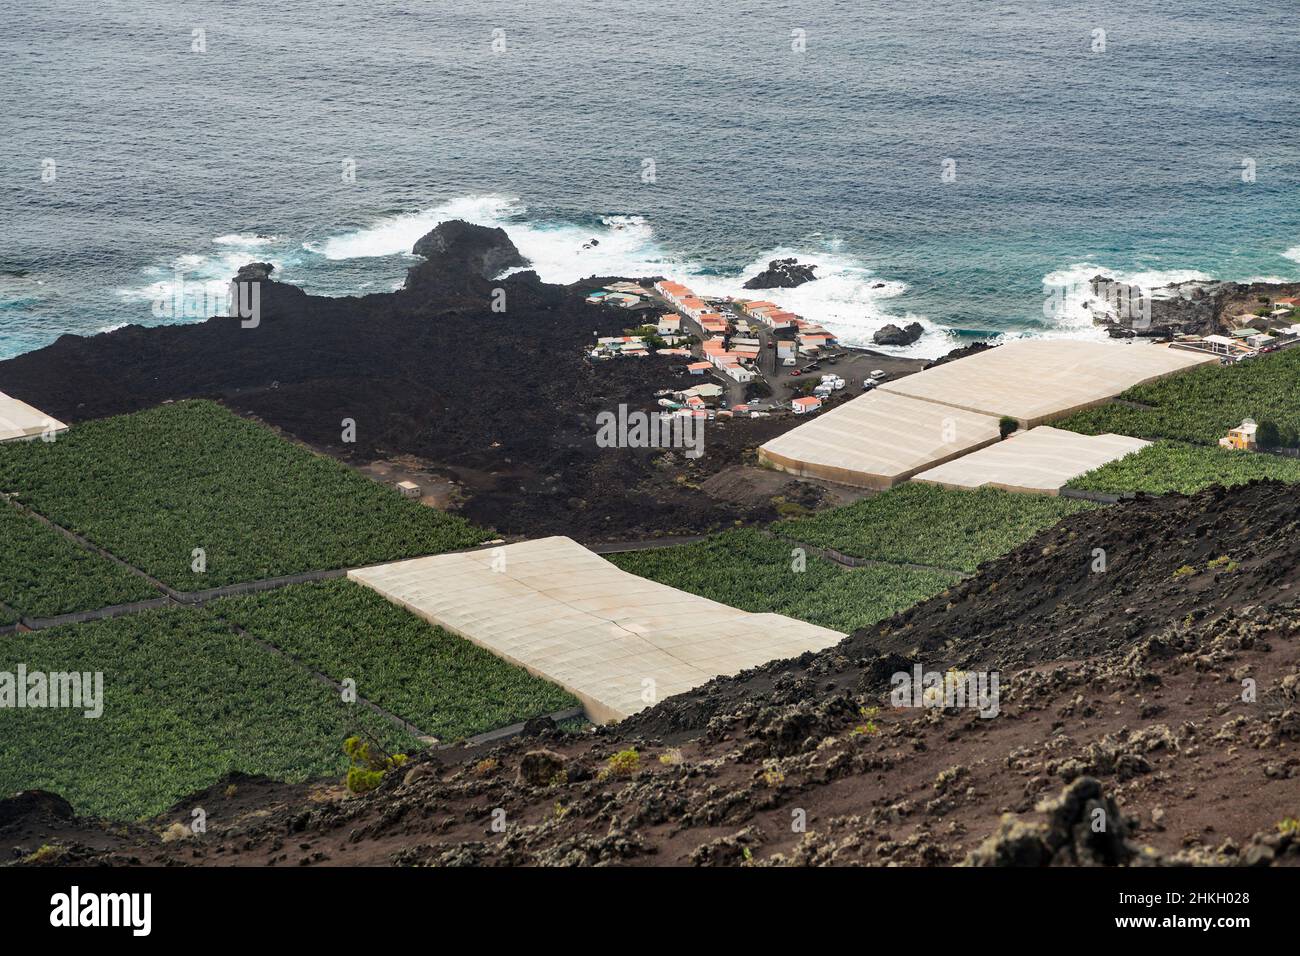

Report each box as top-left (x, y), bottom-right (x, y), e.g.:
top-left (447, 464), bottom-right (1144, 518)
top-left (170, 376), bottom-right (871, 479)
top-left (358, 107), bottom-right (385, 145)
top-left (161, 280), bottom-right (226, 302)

top-left (758, 390), bottom-right (1002, 489)
top-left (349, 537), bottom-right (844, 722)
top-left (0, 390), bottom-right (66, 442)
top-left (878, 340), bottom-right (1217, 428)
top-left (912, 426), bottom-right (1150, 494)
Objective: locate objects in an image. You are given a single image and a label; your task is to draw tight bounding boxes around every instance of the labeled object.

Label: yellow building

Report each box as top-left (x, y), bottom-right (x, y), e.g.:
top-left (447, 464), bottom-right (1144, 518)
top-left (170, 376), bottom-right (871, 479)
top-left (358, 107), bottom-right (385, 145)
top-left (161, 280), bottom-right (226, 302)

top-left (1219, 419), bottom-right (1257, 451)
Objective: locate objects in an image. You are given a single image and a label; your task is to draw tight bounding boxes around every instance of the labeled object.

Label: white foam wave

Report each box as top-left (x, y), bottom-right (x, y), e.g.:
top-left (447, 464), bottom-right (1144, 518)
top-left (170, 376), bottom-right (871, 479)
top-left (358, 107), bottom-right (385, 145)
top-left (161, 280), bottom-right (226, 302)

top-left (214, 233), bottom-right (278, 246)
top-left (116, 249), bottom-right (286, 305)
top-left (301, 197), bottom-right (946, 350)
top-left (305, 195), bottom-right (527, 260)
top-left (1036, 262), bottom-right (1219, 344)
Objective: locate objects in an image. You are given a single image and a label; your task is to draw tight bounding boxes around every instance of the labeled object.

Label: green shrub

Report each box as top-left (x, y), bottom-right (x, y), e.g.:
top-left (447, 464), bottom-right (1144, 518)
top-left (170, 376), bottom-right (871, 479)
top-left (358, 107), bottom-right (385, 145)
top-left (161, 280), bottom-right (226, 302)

top-left (0, 505), bottom-right (155, 618)
top-left (343, 736), bottom-right (407, 794)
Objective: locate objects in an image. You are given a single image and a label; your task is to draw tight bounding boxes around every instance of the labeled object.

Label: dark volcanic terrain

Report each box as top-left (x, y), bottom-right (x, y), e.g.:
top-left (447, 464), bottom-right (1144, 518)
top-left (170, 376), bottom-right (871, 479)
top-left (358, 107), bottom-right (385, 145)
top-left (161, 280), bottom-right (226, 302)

top-left (0, 222), bottom-right (834, 541)
top-left (7, 482), bottom-right (1298, 867)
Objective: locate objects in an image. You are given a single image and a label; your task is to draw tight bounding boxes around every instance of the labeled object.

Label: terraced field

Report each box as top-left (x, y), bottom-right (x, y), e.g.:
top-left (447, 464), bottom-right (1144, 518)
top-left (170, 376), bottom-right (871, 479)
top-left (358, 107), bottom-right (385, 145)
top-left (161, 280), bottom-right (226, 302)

top-left (608, 529), bottom-right (961, 633)
top-left (1067, 440), bottom-right (1300, 496)
top-left (1056, 347), bottom-right (1300, 445)
top-left (0, 607), bottom-right (418, 820)
top-left (769, 483), bottom-right (1095, 572)
top-left (0, 504), bottom-right (156, 619)
top-left (213, 580), bottom-right (577, 741)
top-left (0, 401), bottom-right (490, 590)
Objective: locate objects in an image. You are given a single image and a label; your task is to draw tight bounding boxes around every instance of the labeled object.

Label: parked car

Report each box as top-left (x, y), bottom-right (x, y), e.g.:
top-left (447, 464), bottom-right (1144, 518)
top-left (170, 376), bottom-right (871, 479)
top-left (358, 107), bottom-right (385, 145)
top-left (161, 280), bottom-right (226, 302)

top-left (862, 380), bottom-right (876, 391)
top-left (789, 369), bottom-right (802, 376)
top-left (870, 369), bottom-right (887, 379)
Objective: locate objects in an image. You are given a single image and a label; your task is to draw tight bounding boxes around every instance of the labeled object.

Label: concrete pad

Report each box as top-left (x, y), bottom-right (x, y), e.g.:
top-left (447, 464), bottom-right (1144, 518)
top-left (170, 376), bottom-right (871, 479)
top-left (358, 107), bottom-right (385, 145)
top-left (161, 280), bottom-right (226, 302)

top-left (878, 339), bottom-right (1217, 427)
top-left (758, 390), bottom-right (1003, 489)
top-left (349, 537), bottom-right (843, 723)
top-left (912, 426), bottom-right (1150, 495)
top-left (0, 391), bottom-right (68, 442)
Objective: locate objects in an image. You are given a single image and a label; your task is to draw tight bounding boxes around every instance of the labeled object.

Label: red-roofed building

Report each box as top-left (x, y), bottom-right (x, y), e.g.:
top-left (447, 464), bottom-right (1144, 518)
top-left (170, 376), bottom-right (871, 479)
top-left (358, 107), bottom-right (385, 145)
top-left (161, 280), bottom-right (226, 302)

top-left (792, 396), bottom-right (822, 414)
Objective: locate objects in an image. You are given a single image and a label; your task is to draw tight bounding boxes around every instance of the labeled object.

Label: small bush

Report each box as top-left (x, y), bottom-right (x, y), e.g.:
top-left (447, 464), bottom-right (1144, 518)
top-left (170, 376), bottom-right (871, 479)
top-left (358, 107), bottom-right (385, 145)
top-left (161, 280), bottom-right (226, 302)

top-left (658, 748), bottom-right (684, 766)
top-left (851, 706), bottom-right (880, 736)
top-left (343, 736), bottom-right (407, 794)
top-left (604, 748), bottom-right (640, 778)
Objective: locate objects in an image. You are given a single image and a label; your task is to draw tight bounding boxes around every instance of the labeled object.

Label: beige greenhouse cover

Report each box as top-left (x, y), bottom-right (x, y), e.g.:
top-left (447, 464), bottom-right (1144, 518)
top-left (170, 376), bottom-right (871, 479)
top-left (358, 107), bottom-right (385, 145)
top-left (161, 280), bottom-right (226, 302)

top-left (912, 426), bottom-right (1150, 494)
top-left (758, 389), bottom-right (1003, 489)
top-left (349, 537), bottom-right (844, 723)
top-left (0, 391), bottom-right (67, 442)
top-left (878, 339), bottom-right (1216, 427)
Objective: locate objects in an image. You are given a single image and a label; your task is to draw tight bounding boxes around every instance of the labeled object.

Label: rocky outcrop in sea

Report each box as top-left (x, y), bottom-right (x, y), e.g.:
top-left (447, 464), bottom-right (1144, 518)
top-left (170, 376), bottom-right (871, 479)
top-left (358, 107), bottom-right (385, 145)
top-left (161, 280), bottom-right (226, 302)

top-left (1086, 276), bottom-right (1300, 338)
top-left (743, 257), bottom-right (818, 289)
top-left (872, 321), bottom-right (924, 346)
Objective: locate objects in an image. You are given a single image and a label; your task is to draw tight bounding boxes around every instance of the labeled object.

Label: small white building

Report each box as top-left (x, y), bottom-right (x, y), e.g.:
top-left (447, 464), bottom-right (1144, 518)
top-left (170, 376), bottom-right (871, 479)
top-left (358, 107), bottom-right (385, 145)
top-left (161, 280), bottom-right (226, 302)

top-left (396, 480), bottom-right (422, 499)
top-left (792, 396), bottom-right (822, 415)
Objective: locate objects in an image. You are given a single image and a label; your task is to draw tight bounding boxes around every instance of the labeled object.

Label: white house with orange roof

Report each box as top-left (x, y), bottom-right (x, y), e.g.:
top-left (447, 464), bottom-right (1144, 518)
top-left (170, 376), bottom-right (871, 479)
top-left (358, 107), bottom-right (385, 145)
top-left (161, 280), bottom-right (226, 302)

top-left (792, 396), bottom-right (822, 414)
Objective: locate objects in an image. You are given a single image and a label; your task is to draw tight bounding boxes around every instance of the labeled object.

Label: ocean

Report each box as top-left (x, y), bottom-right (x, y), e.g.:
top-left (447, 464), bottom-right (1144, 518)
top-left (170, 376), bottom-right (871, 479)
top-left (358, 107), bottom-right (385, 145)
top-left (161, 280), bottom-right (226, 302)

top-left (2, 0), bottom-right (1297, 360)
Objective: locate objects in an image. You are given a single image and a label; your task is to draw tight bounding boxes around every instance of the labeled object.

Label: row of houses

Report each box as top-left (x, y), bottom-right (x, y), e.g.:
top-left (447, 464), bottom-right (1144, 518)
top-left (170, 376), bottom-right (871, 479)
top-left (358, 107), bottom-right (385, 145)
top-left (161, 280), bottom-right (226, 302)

top-left (654, 279), bottom-right (759, 384)
top-left (654, 280), bottom-right (729, 332)
top-left (736, 298), bottom-right (838, 363)
top-left (738, 299), bottom-right (799, 330)
top-left (592, 334), bottom-right (695, 360)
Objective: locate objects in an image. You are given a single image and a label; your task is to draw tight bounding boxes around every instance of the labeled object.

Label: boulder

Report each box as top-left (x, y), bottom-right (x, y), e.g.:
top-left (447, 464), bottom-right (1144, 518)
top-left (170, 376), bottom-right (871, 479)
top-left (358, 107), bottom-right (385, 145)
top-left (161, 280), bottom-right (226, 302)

top-left (410, 220), bottom-right (529, 280)
top-left (742, 258), bottom-right (818, 290)
top-left (872, 321), bottom-right (924, 346)
top-left (522, 715), bottom-right (557, 737)
top-left (961, 777), bottom-right (1139, 866)
top-left (0, 790), bottom-right (75, 831)
top-left (234, 262), bottom-right (275, 283)
top-left (516, 749), bottom-right (568, 787)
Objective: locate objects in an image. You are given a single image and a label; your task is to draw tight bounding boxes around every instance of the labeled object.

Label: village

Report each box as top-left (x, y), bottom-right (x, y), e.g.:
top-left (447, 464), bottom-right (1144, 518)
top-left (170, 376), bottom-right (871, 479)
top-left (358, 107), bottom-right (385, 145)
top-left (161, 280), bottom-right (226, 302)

top-left (1170, 292), bottom-right (1300, 360)
top-left (584, 278), bottom-right (905, 424)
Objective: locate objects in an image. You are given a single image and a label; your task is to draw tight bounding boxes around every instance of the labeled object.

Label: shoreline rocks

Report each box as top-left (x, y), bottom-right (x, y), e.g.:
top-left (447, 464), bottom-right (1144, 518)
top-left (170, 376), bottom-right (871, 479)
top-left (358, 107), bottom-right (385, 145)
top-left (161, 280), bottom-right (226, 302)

top-left (1086, 276), bottom-right (1300, 338)
top-left (743, 257), bottom-right (818, 290)
top-left (410, 220), bottom-right (529, 282)
top-left (872, 321), bottom-right (924, 346)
